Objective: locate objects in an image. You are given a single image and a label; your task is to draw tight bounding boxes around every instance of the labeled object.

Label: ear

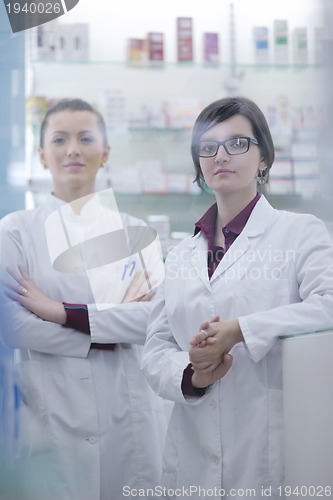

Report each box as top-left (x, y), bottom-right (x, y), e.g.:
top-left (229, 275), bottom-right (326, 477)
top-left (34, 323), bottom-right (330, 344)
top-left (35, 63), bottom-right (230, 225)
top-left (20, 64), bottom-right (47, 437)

top-left (38, 147), bottom-right (48, 169)
top-left (259, 157), bottom-right (266, 169)
top-left (102, 145), bottom-right (111, 166)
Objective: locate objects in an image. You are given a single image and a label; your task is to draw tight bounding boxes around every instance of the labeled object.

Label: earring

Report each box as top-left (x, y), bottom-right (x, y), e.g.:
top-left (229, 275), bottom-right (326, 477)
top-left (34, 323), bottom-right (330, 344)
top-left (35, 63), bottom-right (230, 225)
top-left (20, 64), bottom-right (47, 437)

top-left (100, 162), bottom-right (105, 168)
top-left (256, 167), bottom-right (268, 185)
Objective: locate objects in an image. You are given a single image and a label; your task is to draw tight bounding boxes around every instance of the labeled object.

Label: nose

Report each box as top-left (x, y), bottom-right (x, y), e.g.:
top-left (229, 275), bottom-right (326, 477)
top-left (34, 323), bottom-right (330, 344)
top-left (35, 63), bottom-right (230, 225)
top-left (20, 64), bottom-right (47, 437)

top-left (215, 143), bottom-right (229, 162)
top-left (66, 139), bottom-right (80, 157)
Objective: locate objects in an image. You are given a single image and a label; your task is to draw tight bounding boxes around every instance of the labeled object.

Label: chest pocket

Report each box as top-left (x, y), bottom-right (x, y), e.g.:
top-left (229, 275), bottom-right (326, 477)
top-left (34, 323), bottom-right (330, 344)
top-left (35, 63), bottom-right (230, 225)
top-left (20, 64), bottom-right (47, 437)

top-left (231, 278), bottom-right (290, 316)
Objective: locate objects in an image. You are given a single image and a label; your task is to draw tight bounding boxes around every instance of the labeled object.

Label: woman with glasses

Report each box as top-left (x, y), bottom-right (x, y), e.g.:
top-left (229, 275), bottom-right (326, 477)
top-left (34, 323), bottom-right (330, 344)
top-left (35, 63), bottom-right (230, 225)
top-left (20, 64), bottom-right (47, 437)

top-left (142, 96), bottom-right (333, 499)
top-left (0, 98), bottom-right (166, 500)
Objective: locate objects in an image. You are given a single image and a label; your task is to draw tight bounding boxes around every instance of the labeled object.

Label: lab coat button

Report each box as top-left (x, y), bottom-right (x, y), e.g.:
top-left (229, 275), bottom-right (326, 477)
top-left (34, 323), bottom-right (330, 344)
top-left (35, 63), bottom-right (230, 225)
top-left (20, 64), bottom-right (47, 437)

top-left (214, 457), bottom-right (220, 465)
top-left (87, 436), bottom-right (97, 444)
top-left (210, 400), bottom-right (217, 409)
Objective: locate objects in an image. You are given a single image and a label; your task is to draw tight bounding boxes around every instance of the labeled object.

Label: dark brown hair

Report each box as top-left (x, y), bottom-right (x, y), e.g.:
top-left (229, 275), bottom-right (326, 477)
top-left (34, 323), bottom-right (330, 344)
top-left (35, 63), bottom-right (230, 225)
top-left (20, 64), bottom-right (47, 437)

top-left (39, 98), bottom-right (109, 148)
top-left (191, 96), bottom-right (275, 188)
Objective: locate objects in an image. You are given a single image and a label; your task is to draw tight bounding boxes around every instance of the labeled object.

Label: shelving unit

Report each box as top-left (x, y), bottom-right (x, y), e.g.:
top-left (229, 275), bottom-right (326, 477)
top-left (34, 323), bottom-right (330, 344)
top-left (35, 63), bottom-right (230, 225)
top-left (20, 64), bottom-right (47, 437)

top-left (25, 56), bottom-right (325, 230)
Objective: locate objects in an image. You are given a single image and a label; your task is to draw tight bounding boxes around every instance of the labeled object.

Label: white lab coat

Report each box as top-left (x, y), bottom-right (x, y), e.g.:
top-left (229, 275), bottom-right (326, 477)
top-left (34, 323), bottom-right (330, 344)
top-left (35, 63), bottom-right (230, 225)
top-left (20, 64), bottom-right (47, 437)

top-left (0, 194), bottom-right (167, 500)
top-left (142, 195), bottom-right (333, 500)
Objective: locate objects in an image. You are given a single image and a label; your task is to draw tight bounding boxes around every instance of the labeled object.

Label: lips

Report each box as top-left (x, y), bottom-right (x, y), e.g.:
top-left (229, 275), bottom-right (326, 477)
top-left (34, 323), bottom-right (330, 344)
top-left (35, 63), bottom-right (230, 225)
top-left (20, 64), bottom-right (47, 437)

top-left (65, 162), bottom-right (85, 172)
top-left (214, 168), bottom-right (235, 175)
top-left (65, 162), bottom-right (85, 168)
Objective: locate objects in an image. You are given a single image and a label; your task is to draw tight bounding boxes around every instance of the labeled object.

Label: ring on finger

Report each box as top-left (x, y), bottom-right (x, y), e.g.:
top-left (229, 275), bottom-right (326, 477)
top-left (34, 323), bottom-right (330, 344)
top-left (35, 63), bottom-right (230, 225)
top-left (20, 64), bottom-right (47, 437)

top-left (200, 329), bottom-right (208, 338)
top-left (21, 287), bottom-right (28, 296)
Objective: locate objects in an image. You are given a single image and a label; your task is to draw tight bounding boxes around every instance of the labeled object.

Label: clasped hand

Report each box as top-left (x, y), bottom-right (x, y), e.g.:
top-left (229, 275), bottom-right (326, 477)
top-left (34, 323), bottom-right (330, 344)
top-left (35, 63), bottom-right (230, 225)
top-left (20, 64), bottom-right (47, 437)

top-left (188, 315), bottom-right (243, 389)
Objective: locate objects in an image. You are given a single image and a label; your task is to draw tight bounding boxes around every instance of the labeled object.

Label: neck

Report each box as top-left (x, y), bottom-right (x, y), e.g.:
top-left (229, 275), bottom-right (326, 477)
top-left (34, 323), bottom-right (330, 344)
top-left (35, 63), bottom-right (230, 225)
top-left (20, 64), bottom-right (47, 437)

top-left (53, 184), bottom-right (96, 214)
top-left (214, 189), bottom-right (257, 228)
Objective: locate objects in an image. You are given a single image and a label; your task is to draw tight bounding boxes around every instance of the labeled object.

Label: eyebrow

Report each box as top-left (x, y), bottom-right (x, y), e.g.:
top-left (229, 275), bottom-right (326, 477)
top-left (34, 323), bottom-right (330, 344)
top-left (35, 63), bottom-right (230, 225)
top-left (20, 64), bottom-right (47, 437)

top-left (50, 129), bottom-right (96, 135)
top-left (200, 134), bottom-right (248, 141)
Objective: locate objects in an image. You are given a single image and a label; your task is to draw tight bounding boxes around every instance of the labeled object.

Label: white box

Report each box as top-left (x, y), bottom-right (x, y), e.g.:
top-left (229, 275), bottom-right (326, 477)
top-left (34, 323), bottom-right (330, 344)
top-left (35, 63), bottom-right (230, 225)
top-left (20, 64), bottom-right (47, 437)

top-left (293, 28), bottom-right (308, 65)
top-left (274, 20), bottom-right (289, 65)
top-left (32, 22), bottom-right (58, 60)
top-left (253, 27), bottom-right (269, 65)
top-left (57, 23), bottom-right (89, 61)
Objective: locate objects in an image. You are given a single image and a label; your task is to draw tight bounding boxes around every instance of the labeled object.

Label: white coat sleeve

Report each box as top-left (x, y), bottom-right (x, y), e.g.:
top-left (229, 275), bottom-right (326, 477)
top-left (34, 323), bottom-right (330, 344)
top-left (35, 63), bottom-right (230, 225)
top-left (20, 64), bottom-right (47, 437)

top-left (141, 282), bottom-right (204, 404)
top-left (0, 221), bottom-right (91, 358)
top-left (88, 300), bottom-right (152, 345)
top-left (88, 230), bottom-right (165, 345)
top-left (239, 215), bottom-right (333, 363)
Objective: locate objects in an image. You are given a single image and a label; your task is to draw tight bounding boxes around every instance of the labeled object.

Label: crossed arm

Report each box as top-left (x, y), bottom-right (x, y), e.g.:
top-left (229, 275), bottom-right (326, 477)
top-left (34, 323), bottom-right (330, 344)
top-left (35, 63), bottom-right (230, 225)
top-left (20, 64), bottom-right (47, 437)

top-left (6, 266), bottom-right (242, 389)
top-left (6, 264), bottom-right (155, 326)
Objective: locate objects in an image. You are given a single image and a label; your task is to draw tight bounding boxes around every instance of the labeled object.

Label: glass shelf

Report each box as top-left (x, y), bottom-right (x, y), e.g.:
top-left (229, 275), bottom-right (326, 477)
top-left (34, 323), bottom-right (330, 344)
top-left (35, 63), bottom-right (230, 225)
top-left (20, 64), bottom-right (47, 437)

top-left (128, 127), bottom-right (191, 132)
top-left (30, 59), bottom-right (326, 71)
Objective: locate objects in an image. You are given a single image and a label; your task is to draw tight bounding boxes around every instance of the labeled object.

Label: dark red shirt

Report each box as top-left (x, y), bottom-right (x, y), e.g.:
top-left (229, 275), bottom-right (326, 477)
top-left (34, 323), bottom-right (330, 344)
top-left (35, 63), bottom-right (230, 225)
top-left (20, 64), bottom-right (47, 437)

top-left (64, 303), bottom-right (116, 350)
top-left (194, 192), bottom-right (261, 278)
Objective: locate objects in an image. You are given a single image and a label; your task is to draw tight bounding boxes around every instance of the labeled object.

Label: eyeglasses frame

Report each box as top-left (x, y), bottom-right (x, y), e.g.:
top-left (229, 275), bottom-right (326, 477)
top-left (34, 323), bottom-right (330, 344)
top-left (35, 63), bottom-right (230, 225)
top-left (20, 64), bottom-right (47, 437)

top-left (197, 136), bottom-right (259, 158)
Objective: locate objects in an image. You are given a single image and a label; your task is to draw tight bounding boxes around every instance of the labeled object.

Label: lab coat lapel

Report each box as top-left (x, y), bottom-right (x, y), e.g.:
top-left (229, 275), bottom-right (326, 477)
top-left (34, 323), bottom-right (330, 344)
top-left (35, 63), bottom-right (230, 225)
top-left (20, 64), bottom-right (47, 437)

top-left (210, 232), bottom-right (250, 281)
top-left (186, 233), bottom-right (211, 292)
top-left (210, 195), bottom-right (276, 282)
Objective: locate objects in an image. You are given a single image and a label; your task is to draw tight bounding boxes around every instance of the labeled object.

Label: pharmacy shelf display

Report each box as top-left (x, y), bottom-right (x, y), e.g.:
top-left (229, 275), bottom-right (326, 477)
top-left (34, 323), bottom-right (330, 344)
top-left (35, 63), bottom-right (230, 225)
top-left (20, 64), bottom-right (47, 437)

top-left (25, 60), bottom-right (323, 230)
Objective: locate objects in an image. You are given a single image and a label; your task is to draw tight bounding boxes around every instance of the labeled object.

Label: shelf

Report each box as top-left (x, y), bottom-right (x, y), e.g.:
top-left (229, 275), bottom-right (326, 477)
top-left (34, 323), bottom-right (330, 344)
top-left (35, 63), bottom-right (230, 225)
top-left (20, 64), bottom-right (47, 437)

top-left (26, 52), bottom-right (323, 210)
top-left (29, 124), bottom-right (192, 133)
top-left (128, 127), bottom-right (191, 132)
top-left (30, 59), bottom-right (325, 71)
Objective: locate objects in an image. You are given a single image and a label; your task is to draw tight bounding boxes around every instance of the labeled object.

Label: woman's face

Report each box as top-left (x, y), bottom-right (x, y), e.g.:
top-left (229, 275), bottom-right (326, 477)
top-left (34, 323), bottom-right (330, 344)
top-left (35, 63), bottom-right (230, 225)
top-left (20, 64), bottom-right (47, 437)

top-left (38, 110), bottom-right (110, 199)
top-left (199, 114), bottom-right (266, 199)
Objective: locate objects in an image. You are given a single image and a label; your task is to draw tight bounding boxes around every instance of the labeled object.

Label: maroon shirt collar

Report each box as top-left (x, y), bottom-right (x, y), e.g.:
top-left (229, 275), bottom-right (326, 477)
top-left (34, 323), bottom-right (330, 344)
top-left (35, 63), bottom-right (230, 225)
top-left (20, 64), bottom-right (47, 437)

top-left (194, 193), bottom-right (261, 250)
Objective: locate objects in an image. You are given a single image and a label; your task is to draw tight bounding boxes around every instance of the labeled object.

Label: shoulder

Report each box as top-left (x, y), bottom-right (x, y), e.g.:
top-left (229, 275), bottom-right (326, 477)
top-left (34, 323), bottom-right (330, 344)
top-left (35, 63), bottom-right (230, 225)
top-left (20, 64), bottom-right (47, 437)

top-left (273, 209), bottom-right (332, 245)
top-left (275, 208), bottom-right (326, 228)
top-left (0, 206), bottom-right (42, 231)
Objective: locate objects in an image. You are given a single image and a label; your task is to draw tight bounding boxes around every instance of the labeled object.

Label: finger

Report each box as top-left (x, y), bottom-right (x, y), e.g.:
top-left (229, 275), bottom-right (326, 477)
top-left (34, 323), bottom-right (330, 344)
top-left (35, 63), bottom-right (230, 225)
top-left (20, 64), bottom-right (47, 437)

top-left (123, 270), bottom-right (152, 302)
top-left (192, 361), bottom-right (221, 374)
top-left (189, 333), bottom-right (206, 346)
top-left (199, 320), bottom-right (210, 331)
top-left (205, 337), bottom-right (217, 345)
top-left (138, 290), bottom-right (156, 302)
top-left (210, 315), bottom-right (220, 323)
top-left (4, 280), bottom-right (28, 296)
top-left (212, 354), bottom-right (233, 380)
top-left (191, 360), bottom-right (214, 371)
top-left (189, 327), bottom-right (217, 346)
top-left (5, 266), bottom-right (24, 284)
top-left (194, 336), bottom-right (218, 348)
top-left (194, 340), bottom-right (208, 348)
top-left (223, 353), bottom-right (233, 367)
top-left (5, 288), bottom-right (27, 305)
top-left (5, 267), bottom-right (31, 292)
top-left (17, 264), bottom-right (31, 282)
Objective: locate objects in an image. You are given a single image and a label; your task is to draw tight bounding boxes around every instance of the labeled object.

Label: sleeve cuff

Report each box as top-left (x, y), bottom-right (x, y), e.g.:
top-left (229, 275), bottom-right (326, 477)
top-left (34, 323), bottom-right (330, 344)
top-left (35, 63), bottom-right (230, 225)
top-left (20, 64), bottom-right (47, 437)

top-left (181, 363), bottom-right (207, 397)
top-left (63, 303), bottom-right (90, 335)
top-left (64, 303), bottom-right (116, 351)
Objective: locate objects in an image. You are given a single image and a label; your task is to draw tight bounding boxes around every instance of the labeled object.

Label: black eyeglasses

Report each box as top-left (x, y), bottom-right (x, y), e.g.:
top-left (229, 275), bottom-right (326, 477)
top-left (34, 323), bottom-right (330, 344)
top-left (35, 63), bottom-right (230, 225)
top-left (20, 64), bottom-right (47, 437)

top-left (197, 136), bottom-right (259, 157)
